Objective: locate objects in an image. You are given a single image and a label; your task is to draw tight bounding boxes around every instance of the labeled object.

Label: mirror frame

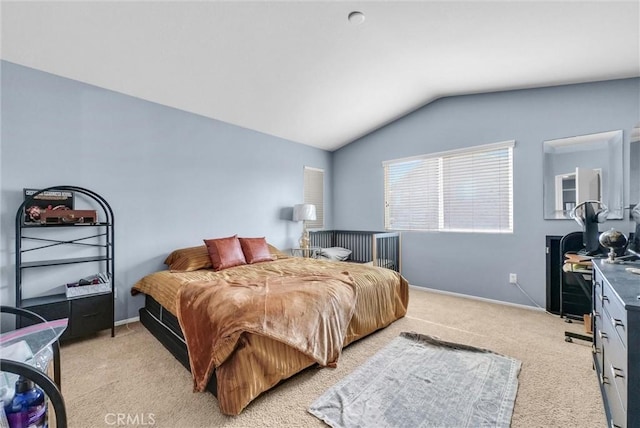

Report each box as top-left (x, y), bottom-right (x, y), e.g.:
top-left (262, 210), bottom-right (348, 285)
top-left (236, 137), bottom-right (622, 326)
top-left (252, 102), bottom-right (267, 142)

top-left (543, 130), bottom-right (624, 220)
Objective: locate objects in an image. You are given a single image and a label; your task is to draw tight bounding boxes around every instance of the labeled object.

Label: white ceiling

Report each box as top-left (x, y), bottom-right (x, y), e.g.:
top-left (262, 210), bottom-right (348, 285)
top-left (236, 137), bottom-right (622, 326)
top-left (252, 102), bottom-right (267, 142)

top-left (1, 1), bottom-right (639, 151)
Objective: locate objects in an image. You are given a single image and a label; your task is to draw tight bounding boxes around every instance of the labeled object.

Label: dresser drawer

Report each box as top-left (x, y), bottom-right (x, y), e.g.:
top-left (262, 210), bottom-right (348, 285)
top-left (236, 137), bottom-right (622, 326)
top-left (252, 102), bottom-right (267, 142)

top-left (599, 279), bottom-right (627, 348)
top-left (593, 275), bottom-right (604, 340)
top-left (598, 313), bottom-right (616, 354)
top-left (69, 293), bottom-right (113, 337)
top-left (594, 276), bottom-right (603, 311)
top-left (603, 377), bottom-right (627, 428)
top-left (593, 309), bottom-right (604, 371)
top-left (604, 331), bottom-right (628, 413)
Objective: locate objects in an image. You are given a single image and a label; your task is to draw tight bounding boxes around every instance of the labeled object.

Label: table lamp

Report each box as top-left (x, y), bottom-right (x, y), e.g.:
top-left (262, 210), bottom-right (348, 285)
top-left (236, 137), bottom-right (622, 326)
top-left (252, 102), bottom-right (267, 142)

top-left (293, 204), bottom-right (316, 249)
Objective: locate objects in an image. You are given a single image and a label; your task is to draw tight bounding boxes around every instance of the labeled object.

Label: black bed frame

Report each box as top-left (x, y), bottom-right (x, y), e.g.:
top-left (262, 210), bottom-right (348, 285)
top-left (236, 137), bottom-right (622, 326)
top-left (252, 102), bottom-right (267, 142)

top-left (139, 295), bottom-right (218, 395)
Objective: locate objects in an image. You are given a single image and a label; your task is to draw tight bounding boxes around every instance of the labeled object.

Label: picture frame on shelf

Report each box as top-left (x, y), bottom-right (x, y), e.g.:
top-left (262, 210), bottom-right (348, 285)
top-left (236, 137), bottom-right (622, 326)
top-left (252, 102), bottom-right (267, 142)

top-left (23, 188), bottom-right (74, 224)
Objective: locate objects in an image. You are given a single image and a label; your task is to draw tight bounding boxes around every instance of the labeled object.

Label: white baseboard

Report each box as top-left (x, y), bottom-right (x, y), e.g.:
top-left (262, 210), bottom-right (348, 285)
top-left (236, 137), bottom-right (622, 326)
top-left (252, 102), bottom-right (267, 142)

top-left (408, 284), bottom-right (546, 312)
top-left (115, 315), bottom-right (140, 326)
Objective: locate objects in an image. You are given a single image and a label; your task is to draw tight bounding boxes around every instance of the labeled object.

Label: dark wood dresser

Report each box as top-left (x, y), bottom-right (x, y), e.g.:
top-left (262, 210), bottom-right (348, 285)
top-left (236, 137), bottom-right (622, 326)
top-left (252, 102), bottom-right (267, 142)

top-left (592, 260), bottom-right (640, 428)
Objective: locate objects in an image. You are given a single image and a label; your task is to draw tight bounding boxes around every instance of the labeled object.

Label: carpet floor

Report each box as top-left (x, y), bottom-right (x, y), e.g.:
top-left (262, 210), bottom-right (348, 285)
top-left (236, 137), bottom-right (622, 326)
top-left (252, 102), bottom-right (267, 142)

top-left (60, 287), bottom-right (605, 427)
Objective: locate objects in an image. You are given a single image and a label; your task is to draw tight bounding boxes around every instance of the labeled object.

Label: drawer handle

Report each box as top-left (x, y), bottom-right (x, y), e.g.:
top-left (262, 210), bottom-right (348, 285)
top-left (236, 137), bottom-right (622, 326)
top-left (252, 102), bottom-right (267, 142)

top-left (599, 331), bottom-right (608, 339)
top-left (592, 345), bottom-right (601, 354)
top-left (593, 310), bottom-right (600, 318)
top-left (611, 365), bottom-right (625, 379)
top-left (600, 374), bottom-right (609, 385)
top-left (600, 294), bottom-right (609, 303)
top-left (82, 312), bottom-right (101, 318)
top-left (611, 317), bottom-right (624, 328)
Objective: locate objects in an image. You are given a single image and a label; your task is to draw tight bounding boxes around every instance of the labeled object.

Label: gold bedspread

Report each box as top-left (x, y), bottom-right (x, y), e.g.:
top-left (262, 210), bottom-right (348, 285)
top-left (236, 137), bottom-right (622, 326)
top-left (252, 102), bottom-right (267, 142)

top-left (131, 258), bottom-right (409, 415)
top-left (177, 272), bottom-right (357, 392)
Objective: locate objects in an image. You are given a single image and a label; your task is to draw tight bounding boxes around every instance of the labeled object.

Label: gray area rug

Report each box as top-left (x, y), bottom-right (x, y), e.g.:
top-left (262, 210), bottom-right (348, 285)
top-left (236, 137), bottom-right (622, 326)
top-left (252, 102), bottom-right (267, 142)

top-left (308, 332), bottom-right (521, 428)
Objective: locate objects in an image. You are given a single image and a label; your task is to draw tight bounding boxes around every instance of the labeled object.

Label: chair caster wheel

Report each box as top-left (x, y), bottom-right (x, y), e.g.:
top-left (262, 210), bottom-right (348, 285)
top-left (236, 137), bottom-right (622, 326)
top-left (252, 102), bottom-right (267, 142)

top-left (565, 337), bottom-right (573, 342)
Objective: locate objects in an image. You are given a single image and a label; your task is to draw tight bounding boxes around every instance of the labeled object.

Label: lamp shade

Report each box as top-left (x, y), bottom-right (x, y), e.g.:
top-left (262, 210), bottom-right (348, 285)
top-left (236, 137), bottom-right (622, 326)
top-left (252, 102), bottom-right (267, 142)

top-left (293, 204), bottom-right (316, 222)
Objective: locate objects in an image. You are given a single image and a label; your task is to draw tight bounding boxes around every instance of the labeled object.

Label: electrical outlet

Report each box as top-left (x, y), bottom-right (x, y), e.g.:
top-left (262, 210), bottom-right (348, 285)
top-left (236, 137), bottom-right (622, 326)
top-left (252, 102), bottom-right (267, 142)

top-left (509, 273), bottom-right (517, 284)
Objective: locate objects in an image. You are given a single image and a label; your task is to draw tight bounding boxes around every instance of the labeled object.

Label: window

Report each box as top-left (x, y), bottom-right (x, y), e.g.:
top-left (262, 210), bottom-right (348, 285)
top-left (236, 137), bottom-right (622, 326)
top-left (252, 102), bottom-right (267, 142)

top-left (384, 140), bottom-right (514, 233)
top-left (303, 166), bottom-right (324, 229)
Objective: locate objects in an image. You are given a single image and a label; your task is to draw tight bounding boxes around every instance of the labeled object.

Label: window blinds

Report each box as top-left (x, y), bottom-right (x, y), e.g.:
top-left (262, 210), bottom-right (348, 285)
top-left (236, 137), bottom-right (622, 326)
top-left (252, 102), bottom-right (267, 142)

top-left (303, 166), bottom-right (324, 229)
top-left (384, 140), bottom-right (514, 233)
top-left (384, 157), bottom-right (440, 230)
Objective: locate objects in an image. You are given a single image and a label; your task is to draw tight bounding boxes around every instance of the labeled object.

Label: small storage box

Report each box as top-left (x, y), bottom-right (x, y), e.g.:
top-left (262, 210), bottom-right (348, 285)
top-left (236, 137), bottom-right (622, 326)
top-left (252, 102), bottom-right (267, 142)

top-left (66, 281), bottom-right (110, 298)
top-left (583, 314), bottom-right (593, 334)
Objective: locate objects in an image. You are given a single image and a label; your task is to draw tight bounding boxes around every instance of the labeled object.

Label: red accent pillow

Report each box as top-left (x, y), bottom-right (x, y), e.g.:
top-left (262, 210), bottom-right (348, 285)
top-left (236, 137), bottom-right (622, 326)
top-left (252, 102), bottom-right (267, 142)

top-left (239, 237), bottom-right (275, 264)
top-left (203, 235), bottom-right (247, 271)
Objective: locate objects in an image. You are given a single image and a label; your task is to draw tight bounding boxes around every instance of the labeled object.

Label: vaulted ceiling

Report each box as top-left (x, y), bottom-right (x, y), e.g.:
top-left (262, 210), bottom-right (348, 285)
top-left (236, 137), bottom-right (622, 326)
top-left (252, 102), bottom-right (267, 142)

top-left (2, 1), bottom-right (639, 151)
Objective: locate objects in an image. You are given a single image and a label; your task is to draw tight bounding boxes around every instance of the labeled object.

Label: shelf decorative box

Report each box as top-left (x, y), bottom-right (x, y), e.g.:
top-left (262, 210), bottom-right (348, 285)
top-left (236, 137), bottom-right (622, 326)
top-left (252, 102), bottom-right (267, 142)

top-left (23, 188), bottom-right (74, 224)
top-left (65, 281), bottom-right (111, 298)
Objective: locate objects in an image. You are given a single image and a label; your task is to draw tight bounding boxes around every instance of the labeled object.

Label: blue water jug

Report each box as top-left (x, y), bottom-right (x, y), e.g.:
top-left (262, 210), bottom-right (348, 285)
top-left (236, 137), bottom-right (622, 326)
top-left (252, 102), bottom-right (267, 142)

top-left (3, 376), bottom-right (46, 428)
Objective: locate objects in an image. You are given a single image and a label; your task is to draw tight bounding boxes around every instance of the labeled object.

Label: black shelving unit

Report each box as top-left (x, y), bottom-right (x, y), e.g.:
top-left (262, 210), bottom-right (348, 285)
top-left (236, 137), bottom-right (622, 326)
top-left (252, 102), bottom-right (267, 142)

top-left (15, 186), bottom-right (115, 340)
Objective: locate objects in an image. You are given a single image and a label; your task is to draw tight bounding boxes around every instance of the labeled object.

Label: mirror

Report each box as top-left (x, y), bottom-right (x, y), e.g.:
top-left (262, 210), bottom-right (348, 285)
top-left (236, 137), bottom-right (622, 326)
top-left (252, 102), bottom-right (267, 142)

top-left (543, 130), bottom-right (623, 220)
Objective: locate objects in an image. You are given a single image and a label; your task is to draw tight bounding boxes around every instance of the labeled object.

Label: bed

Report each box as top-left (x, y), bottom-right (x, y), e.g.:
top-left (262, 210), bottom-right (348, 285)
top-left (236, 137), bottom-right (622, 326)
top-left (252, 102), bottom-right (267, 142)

top-left (131, 239), bottom-right (408, 416)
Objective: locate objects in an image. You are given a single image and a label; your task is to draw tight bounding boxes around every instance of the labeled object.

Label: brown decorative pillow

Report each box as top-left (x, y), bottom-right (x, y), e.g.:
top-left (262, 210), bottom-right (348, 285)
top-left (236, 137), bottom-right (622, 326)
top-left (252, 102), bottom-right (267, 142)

top-left (239, 237), bottom-right (275, 264)
top-left (203, 235), bottom-right (247, 271)
top-left (164, 245), bottom-right (213, 272)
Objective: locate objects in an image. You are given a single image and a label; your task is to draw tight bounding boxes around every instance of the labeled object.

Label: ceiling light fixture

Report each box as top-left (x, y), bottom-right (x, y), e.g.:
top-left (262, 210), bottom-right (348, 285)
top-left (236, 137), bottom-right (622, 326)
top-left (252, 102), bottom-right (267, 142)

top-left (348, 11), bottom-right (365, 25)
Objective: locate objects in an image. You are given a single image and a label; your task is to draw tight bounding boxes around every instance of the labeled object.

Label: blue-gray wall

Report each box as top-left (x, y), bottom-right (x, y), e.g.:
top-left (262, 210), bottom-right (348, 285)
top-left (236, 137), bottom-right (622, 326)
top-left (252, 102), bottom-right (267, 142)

top-left (2, 60), bottom-right (638, 319)
top-left (0, 61), bottom-right (332, 321)
top-left (332, 78), bottom-right (640, 307)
